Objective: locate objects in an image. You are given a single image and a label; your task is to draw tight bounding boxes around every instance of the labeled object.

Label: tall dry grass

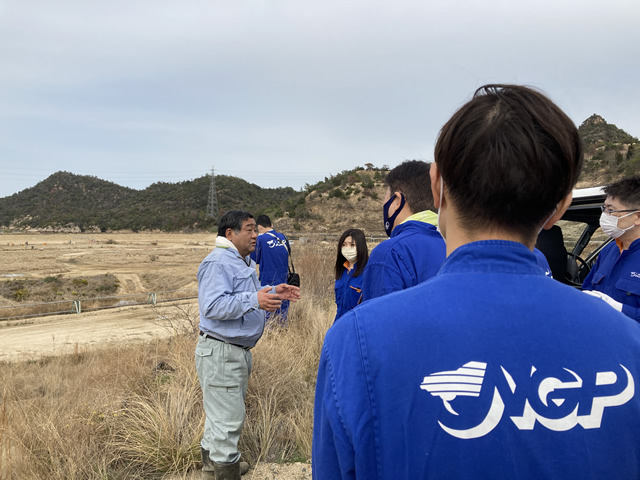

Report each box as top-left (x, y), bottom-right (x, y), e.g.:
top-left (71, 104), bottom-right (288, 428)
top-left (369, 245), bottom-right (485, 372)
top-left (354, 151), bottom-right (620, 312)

top-left (0, 243), bottom-right (337, 478)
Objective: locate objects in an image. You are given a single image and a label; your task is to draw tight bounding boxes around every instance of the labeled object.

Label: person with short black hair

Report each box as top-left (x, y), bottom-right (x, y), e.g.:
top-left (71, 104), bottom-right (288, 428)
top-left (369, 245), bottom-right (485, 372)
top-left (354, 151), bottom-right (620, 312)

top-left (334, 228), bottom-right (369, 321)
top-left (313, 85), bottom-right (640, 479)
top-left (359, 160), bottom-right (446, 302)
top-left (197, 210), bottom-right (300, 479)
top-left (251, 214), bottom-right (292, 325)
top-left (583, 175), bottom-right (640, 321)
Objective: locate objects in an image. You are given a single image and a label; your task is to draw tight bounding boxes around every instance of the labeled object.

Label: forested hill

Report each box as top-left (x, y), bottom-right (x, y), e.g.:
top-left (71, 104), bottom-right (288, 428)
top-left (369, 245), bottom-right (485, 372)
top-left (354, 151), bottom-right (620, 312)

top-left (1, 115), bottom-right (638, 233)
top-left (0, 172), bottom-right (300, 232)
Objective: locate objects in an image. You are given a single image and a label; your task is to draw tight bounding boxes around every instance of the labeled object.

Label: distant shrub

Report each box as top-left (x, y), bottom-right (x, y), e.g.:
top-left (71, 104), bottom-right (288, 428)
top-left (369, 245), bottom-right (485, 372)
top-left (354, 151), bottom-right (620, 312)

top-left (72, 278), bottom-right (88, 286)
top-left (328, 189), bottom-right (346, 199)
top-left (361, 178), bottom-right (374, 190)
top-left (13, 288), bottom-right (29, 301)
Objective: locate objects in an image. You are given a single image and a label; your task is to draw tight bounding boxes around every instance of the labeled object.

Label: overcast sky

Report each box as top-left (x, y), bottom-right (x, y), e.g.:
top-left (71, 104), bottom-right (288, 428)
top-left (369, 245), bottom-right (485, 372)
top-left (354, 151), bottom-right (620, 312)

top-left (1, 0), bottom-right (638, 199)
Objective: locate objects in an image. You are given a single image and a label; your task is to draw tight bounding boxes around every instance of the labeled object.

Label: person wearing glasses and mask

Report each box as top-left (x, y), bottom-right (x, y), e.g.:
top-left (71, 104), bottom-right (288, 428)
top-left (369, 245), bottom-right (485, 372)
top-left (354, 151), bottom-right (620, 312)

top-left (334, 228), bottom-right (369, 322)
top-left (583, 176), bottom-right (640, 321)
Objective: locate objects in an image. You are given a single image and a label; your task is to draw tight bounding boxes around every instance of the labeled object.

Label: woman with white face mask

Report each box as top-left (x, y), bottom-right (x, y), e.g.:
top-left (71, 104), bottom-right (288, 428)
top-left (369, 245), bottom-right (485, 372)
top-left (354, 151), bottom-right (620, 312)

top-left (582, 176), bottom-right (640, 321)
top-left (333, 228), bottom-right (369, 322)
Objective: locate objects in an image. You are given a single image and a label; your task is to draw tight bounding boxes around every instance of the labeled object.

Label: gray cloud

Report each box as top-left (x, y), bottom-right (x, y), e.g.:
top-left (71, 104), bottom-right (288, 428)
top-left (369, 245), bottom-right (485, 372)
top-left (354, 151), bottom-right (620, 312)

top-left (0, 0), bottom-right (638, 197)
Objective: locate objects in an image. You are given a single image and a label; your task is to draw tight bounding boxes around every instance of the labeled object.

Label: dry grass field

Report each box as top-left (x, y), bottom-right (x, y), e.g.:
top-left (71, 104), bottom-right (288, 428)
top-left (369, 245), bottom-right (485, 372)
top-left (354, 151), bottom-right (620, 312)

top-left (0, 232), bottom-right (338, 479)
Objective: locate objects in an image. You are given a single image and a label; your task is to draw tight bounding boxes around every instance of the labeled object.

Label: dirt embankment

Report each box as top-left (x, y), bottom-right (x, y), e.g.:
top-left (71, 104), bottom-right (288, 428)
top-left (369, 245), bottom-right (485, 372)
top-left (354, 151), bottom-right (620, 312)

top-left (0, 233), bottom-right (213, 361)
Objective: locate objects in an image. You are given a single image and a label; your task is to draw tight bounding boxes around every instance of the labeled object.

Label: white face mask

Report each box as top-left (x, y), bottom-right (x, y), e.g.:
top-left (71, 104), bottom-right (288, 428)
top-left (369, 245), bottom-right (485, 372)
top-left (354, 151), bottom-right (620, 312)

top-left (600, 211), bottom-right (638, 239)
top-left (341, 247), bottom-right (358, 263)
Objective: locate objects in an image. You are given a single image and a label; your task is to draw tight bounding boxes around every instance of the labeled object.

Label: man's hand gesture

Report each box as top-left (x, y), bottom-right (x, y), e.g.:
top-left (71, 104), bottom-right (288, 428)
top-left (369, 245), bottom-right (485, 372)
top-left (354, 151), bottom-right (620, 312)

top-left (257, 284), bottom-right (301, 312)
top-left (275, 283), bottom-right (301, 301)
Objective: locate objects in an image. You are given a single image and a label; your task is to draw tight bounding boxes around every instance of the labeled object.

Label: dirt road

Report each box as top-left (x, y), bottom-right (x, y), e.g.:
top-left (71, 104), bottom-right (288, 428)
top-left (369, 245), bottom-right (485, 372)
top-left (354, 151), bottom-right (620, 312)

top-left (0, 300), bottom-right (195, 362)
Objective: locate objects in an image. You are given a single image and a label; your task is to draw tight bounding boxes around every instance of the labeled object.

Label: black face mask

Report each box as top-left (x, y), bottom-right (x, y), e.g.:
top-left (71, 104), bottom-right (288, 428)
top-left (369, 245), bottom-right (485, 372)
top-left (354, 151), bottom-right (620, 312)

top-left (383, 193), bottom-right (405, 237)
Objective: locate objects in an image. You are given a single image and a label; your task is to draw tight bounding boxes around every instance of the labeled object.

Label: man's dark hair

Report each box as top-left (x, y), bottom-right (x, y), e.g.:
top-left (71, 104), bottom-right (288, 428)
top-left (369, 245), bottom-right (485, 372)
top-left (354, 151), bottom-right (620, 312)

top-left (217, 210), bottom-right (254, 237)
top-left (434, 84), bottom-right (583, 239)
top-left (604, 176), bottom-right (640, 208)
top-left (335, 228), bottom-right (369, 280)
top-left (385, 160), bottom-right (435, 213)
top-left (256, 215), bottom-right (272, 228)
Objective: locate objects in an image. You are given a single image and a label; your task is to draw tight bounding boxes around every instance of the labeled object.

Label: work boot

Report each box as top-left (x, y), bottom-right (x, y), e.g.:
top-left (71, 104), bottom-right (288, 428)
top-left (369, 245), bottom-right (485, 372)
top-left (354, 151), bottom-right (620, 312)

top-left (200, 447), bottom-right (249, 479)
top-left (201, 447), bottom-right (216, 480)
top-left (212, 460), bottom-right (241, 480)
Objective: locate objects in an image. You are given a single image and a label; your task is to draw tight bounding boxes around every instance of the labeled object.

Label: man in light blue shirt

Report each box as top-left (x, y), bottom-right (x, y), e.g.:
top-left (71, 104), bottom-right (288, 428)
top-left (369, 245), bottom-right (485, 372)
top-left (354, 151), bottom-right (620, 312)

top-left (196, 210), bottom-right (300, 480)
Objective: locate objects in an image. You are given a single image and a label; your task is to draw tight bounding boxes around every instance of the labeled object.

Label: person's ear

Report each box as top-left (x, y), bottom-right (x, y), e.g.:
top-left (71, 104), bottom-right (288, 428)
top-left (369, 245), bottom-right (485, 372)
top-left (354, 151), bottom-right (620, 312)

top-left (225, 228), bottom-right (234, 240)
top-left (392, 191), bottom-right (403, 209)
top-left (386, 191), bottom-right (402, 217)
top-left (542, 192), bottom-right (573, 230)
top-left (430, 163), bottom-right (442, 209)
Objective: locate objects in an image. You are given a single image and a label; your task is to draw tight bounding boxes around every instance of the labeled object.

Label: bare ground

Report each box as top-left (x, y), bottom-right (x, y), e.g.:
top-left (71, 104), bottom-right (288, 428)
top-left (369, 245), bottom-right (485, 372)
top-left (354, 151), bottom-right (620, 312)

top-left (0, 232), bottom-right (211, 361)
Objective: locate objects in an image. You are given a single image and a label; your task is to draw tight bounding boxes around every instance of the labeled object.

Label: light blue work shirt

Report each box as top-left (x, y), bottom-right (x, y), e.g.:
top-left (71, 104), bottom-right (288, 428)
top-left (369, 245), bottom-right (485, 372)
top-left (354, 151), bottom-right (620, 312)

top-left (197, 244), bottom-right (271, 348)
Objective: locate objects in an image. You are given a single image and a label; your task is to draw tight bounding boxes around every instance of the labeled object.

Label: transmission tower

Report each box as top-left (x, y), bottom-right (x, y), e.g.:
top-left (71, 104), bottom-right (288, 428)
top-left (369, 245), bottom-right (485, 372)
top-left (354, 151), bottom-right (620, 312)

top-left (207, 165), bottom-right (219, 220)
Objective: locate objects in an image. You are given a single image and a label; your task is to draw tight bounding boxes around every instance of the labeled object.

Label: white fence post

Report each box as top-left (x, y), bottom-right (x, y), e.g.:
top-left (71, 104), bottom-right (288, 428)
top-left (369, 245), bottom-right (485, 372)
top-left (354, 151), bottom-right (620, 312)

top-left (72, 300), bottom-right (82, 314)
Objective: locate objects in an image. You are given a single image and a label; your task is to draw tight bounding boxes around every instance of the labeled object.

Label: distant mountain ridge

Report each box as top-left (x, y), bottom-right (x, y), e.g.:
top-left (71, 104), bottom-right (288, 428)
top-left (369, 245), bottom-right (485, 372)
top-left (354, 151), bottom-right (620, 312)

top-left (1, 115), bottom-right (637, 233)
top-left (0, 172), bottom-right (299, 232)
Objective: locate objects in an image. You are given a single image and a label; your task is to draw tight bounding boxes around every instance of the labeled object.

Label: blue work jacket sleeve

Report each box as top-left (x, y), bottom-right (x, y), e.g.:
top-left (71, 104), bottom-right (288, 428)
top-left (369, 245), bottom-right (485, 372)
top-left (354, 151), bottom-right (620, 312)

top-left (197, 261), bottom-right (260, 320)
top-left (313, 313), bottom-right (378, 479)
top-left (361, 259), bottom-right (404, 301)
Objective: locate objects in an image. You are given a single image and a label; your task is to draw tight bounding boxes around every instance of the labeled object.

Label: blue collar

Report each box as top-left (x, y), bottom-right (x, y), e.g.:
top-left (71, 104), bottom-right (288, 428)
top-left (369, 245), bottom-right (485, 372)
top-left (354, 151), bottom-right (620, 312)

top-left (439, 240), bottom-right (542, 276)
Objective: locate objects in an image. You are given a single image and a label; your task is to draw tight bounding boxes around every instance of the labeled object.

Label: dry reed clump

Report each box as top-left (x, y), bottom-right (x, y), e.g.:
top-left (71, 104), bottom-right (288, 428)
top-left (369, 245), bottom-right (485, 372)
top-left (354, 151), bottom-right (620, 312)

top-left (0, 244), bottom-right (338, 478)
top-left (0, 338), bottom-right (197, 479)
top-left (293, 243), bottom-right (336, 301)
top-left (241, 295), bottom-right (333, 465)
top-left (235, 242), bottom-right (336, 465)
top-left (152, 301), bottom-right (200, 337)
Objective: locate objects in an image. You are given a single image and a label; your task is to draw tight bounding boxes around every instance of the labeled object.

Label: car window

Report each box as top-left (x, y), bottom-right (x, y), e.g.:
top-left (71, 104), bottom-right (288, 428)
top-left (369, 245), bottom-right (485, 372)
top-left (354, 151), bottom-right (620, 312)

top-left (536, 186), bottom-right (610, 287)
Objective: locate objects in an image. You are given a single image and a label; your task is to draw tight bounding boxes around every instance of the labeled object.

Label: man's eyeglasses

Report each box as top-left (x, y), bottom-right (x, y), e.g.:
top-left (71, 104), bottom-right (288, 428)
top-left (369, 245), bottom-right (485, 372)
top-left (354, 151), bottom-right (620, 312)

top-left (601, 205), bottom-right (639, 215)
